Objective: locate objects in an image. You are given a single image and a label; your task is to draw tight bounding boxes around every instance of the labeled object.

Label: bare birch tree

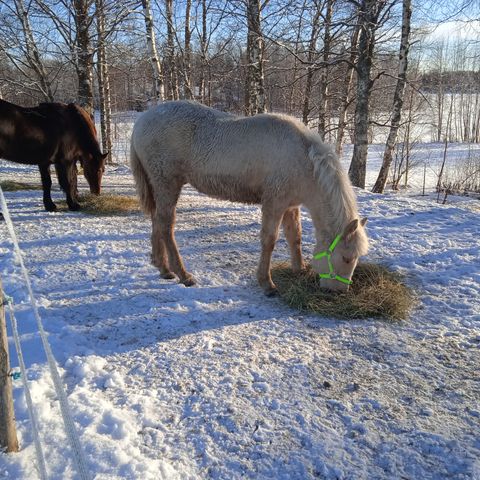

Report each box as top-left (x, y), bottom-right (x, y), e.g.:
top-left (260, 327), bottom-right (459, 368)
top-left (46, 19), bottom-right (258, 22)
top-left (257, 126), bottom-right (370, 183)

top-left (348, 0), bottom-right (389, 189)
top-left (335, 21), bottom-right (360, 157)
top-left (317, 0), bottom-right (334, 140)
top-left (165, 0), bottom-right (179, 100)
top-left (245, 0), bottom-right (265, 115)
top-left (141, 0), bottom-right (164, 102)
top-left (301, 3), bottom-right (321, 125)
top-left (95, 0), bottom-right (112, 162)
top-left (73, 0), bottom-right (95, 115)
top-left (182, 0), bottom-right (194, 99)
top-left (372, 0), bottom-right (411, 193)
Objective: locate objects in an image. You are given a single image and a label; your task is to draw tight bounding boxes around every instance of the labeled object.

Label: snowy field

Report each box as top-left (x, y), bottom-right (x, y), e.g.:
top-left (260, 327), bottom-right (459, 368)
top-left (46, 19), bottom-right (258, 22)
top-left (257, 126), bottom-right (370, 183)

top-left (0, 143), bottom-right (479, 479)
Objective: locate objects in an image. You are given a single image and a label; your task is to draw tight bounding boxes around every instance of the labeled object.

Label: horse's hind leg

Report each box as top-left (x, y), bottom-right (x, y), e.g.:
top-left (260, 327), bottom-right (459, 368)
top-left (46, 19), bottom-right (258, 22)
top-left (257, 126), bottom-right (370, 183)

top-left (38, 164), bottom-right (56, 212)
top-left (282, 207), bottom-right (305, 273)
top-left (153, 184), bottom-right (196, 286)
top-left (55, 162), bottom-right (80, 210)
top-left (257, 201), bottom-right (287, 296)
top-left (150, 211), bottom-right (175, 279)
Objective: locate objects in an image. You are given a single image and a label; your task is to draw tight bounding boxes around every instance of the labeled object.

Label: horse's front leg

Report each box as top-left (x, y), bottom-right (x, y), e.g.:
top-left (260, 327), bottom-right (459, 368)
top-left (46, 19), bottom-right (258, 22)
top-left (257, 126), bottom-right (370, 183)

top-left (257, 202), bottom-right (285, 296)
top-left (38, 164), bottom-right (57, 212)
top-left (282, 207), bottom-right (305, 273)
top-left (55, 162), bottom-right (80, 211)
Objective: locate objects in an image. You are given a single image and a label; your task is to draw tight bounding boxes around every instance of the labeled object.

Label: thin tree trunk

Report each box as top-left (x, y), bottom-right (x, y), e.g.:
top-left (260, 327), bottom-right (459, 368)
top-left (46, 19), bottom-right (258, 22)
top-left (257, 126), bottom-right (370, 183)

top-left (95, 0), bottom-right (112, 163)
top-left (336, 23), bottom-right (360, 156)
top-left (199, 0), bottom-right (207, 103)
top-left (245, 0), bottom-right (265, 115)
top-left (348, 0), bottom-right (385, 189)
top-left (14, 0), bottom-right (54, 101)
top-left (141, 0), bottom-right (164, 103)
top-left (301, 5), bottom-right (321, 125)
top-left (183, 0), bottom-right (194, 99)
top-left (165, 0), bottom-right (179, 100)
top-left (372, 0), bottom-right (411, 193)
top-left (288, 1), bottom-right (307, 114)
top-left (73, 0), bottom-right (95, 116)
top-left (318, 0), bottom-right (334, 140)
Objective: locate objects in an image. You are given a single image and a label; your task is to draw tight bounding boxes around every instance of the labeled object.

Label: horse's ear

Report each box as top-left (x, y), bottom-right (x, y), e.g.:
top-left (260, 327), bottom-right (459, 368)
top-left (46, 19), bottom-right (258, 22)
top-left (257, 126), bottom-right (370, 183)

top-left (360, 217), bottom-right (368, 227)
top-left (342, 219), bottom-right (359, 242)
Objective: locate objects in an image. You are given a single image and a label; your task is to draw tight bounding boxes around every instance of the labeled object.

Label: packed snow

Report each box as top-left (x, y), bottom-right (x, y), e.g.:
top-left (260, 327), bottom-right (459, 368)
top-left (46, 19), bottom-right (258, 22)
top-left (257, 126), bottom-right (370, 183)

top-left (0, 143), bottom-right (479, 479)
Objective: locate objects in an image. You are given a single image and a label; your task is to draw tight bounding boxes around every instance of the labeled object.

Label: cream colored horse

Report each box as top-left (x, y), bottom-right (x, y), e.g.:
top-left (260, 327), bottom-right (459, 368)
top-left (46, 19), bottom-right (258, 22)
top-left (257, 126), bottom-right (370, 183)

top-left (131, 101), bottom-right (368, 295)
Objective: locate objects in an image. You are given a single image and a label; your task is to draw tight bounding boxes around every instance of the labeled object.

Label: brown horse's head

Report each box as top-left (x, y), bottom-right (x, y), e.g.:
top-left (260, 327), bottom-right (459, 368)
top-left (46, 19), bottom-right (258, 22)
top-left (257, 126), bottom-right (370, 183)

top-left (312, 218), bottom-right (369, 292)
top-left (82, 151), bottom-right (107, 195)
top-left (67, 103), bottom-right (107, 194)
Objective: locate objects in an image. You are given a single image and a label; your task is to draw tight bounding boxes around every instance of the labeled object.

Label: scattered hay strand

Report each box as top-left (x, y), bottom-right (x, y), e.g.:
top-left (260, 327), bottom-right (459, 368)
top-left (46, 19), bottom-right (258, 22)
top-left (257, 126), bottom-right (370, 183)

top-left (271, 262), bottom-right (415, 320)
top-left (59, 193), bottom-right (139, 215)
top-left (0, 180), bottom-right (42, 191)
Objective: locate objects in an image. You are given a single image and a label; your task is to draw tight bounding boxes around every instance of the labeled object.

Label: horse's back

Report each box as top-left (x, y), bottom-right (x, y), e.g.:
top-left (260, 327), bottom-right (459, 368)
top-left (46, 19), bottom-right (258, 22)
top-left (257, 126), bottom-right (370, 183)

top-left (0, 100), bottom-right (57, 164)
top-left (131, 101), bottom-right (315, 204)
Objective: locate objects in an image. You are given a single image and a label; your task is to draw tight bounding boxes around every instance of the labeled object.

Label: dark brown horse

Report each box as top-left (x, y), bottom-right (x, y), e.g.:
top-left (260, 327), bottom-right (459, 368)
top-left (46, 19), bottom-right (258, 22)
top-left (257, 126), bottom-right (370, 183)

top-left (0, 99), bottom-right (107, 211)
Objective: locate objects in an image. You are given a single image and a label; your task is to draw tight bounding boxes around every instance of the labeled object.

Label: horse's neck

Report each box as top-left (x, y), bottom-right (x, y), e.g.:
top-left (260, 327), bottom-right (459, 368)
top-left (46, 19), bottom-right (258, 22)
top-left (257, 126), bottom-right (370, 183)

top-left (305, 190), bottom-right (357, 245)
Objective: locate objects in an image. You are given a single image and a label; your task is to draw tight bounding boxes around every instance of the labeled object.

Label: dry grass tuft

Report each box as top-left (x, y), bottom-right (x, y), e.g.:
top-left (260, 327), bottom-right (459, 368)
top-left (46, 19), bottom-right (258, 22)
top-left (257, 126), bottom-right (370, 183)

top-left (1, 180), bottom-right (42, 191)
top-left (59, 193), bottom-right (139, 215)
top-left (271, 262), bottom-right (415, 320)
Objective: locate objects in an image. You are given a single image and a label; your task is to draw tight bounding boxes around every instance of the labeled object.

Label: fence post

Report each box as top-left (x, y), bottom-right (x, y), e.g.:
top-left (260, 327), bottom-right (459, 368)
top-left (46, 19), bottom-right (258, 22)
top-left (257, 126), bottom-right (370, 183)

top-left (0, 279), bottom-right (19, 453)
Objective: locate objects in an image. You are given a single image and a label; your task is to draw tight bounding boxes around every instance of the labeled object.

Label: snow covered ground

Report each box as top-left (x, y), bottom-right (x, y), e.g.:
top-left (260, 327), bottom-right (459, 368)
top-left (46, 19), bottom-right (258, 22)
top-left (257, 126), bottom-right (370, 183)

top-left (0, 146), bottom-right (479, 479)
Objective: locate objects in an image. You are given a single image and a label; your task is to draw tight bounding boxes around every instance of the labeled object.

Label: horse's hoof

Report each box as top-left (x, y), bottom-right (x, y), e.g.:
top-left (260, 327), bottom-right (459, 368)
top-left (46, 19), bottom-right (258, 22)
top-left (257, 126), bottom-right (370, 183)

top-left (264, 286), bottom-right (278, 297)
top-left (161, 271), bottom-right (176, 280)
top-left (68, 202), bottom-right (81, 211)
top-left (181, 276), bottom-right (196, 287)
top-left (45, 203), bottom-right (57, 212)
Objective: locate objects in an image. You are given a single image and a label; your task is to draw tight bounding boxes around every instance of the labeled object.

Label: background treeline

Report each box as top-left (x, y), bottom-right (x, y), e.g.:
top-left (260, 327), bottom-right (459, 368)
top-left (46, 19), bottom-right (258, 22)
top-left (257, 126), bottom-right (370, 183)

top-left (0, 0), bottom-right (478, 193)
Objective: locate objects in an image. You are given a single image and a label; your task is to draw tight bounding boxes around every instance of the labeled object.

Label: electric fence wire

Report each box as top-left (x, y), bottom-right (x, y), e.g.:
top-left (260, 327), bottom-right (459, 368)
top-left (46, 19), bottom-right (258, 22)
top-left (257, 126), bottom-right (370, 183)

top-left (0, 186), bottom-right (91, 480)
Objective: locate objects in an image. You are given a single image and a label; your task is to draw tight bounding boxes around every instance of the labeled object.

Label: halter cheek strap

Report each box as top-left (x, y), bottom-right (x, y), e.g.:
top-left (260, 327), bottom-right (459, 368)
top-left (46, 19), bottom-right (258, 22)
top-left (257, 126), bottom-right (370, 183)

top-left (313, 234), bottom-right (353, 286)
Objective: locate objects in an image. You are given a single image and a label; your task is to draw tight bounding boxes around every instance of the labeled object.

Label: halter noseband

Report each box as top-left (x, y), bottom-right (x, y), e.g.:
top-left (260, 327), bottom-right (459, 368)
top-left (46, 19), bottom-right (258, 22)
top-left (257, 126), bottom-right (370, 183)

top-left (313, 234), bottom-right (353, 286)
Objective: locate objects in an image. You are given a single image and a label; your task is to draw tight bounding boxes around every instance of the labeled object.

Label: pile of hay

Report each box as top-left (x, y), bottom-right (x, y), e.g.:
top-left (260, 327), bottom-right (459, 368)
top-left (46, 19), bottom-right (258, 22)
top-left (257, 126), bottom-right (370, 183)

top-left (60, 193), bottom-right (139, 215)
top-left (0, 180), bottom-right (42, 191)
top-left (271, 262), bottom-right (414, 320)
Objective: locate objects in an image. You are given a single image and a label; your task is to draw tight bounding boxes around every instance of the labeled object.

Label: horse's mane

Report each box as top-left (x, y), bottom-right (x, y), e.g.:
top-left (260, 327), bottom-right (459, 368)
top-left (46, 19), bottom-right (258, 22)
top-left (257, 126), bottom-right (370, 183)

top-left (307, 133), bottom-right (368, 255)
top-left (66, 103), bottom-right (102, 156)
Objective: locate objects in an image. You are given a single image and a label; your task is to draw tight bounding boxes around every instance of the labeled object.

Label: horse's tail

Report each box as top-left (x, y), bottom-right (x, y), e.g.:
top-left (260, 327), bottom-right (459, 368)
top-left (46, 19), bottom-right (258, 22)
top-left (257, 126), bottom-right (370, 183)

top-left (130, 142), bottom-right (156, 215)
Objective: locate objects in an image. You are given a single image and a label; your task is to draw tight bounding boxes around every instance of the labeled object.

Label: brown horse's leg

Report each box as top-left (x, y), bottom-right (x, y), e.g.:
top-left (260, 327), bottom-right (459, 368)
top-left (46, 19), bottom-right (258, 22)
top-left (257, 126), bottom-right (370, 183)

top-left (257, 202), bottom-right (286, 296)
top-left (282, 207), bottom-right (305, 272)
top-left (38, 164), bottom-right (56, 212)
top-left (150, 211), bottom-right (175, 279)
top-left (55, 163), bottom-right (80, 211)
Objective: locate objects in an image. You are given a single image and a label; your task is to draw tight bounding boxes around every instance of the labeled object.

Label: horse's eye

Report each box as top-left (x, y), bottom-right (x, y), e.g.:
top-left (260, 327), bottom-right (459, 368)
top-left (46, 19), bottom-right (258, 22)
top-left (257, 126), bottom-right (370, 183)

top-left (342, 256), bottom-right (352, 264)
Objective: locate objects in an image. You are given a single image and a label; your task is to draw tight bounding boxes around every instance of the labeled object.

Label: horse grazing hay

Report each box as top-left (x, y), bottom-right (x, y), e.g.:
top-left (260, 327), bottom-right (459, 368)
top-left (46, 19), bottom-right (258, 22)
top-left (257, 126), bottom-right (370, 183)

top-left (131, 101), bottom-right (369, 295)
top-left (271, 262), bottom-right (414, 320)
top-left (0, 99), bottom-right (106, 211)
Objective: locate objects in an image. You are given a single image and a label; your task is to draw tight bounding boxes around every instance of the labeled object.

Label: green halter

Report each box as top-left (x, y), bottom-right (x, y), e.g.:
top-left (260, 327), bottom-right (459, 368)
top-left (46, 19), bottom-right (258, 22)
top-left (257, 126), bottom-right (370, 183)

top-left (313, 234), bottom-right (353, 286)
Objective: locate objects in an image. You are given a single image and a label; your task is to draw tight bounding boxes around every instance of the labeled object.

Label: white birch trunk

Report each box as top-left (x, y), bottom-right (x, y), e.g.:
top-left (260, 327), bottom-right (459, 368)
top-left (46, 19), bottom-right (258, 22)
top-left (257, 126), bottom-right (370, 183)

top-left (372, 0), bottom-right (412, 193)
top-left (141, 0), bottom-right (164, 103)
top-left (245, 0), bottom-right (265, 115)
top-left (73, 0), bottom-right (95, 116)
top-left (165, 0), bottom-right (179, 100)
top-left (348, 0), bottom-right (384, 189)
top-left (95, 0), bottom-right (112, 162)
top-left (335, 23), bottom-right (360, 157)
